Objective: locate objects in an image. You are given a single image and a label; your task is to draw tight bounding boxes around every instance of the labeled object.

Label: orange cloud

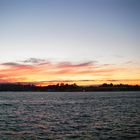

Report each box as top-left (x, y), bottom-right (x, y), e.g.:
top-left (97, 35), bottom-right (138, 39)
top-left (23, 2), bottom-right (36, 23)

top-left (0, 58), bottom-right (139, 86)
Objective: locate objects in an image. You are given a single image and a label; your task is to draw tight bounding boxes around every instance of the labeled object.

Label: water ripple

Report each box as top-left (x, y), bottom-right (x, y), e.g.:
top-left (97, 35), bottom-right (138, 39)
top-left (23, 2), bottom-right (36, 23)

top-left (0, 92), bottom-right (140, 140)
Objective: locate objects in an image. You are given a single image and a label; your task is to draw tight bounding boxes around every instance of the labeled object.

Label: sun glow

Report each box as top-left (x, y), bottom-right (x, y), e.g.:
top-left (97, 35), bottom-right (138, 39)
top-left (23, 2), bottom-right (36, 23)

top-left (0, 59), bottom-right (139, 86)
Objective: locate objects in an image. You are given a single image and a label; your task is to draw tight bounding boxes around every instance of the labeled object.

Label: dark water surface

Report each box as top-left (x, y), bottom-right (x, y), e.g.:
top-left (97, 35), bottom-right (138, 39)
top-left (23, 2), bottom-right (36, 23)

top-left (0, 92), bottom-right (140, 140)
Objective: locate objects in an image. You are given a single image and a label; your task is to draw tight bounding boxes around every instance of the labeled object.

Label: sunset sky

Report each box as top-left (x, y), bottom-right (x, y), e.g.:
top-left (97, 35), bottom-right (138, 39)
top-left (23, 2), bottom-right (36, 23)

top-left (0, 0), bottom-right (140, 86)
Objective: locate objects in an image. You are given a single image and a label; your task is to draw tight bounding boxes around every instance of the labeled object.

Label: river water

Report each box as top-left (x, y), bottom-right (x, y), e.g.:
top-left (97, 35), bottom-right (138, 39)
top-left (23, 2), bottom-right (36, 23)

top-left (0, 92), bottom-right (140, 140)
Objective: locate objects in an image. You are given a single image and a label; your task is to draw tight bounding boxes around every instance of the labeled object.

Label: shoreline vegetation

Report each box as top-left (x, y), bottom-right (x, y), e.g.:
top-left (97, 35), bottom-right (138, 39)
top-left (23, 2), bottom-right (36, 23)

top-left (0, 83), bottom-right (140, 92)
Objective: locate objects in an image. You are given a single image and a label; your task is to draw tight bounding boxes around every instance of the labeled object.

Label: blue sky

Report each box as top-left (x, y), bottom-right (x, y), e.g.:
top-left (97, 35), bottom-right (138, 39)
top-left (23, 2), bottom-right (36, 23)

top-left (0, 0), bottom-right (140, 85)
top-left (0, 0), bottom-right (140, 63)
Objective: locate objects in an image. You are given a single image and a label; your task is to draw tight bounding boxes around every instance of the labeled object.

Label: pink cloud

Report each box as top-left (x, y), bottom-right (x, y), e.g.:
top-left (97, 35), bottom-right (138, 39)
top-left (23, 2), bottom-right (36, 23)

top-left (0, 58), bottom-right (126, 84)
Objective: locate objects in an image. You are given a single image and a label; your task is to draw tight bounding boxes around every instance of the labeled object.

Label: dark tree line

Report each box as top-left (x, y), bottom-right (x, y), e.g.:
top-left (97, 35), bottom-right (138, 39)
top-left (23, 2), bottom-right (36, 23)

top-left (0, 83), bottom-right (140, 92)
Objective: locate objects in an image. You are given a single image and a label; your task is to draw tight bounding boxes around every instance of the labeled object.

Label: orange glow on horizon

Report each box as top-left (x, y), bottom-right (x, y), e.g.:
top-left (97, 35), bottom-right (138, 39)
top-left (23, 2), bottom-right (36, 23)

top-left (34, 79), bottom-right (140, 87)
top-left (0, 60), bottom-right (140, 86)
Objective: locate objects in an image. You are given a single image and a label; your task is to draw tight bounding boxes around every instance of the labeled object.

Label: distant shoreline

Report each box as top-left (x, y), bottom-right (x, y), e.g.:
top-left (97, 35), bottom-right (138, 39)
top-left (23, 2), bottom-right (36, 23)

top-left (0, 83), bottom-right (140, 92)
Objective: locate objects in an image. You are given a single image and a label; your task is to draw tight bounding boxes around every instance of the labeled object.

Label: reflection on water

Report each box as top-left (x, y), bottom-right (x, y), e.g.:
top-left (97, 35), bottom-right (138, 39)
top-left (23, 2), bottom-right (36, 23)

top-left (0, 92), bottom-right (140, 140)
